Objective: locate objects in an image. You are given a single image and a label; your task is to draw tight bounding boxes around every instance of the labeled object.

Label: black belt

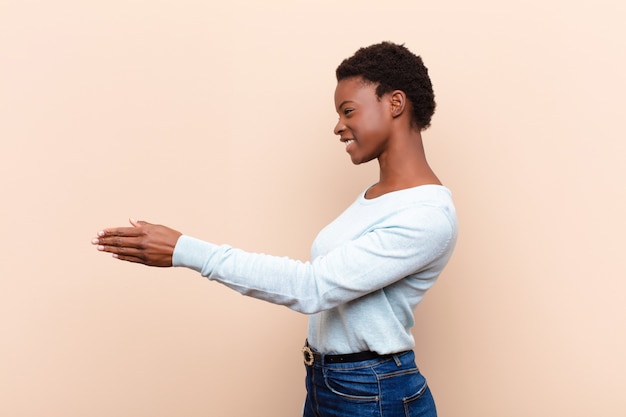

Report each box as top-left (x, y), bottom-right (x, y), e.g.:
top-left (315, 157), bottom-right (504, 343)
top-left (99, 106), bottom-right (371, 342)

top-left (302, 343), bottom-right (401, 366)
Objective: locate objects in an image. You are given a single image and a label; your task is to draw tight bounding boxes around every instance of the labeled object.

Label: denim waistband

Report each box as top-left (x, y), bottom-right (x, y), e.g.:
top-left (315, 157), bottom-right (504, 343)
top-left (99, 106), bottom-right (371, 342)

top-left (302, 341), bottom-right (408, 366)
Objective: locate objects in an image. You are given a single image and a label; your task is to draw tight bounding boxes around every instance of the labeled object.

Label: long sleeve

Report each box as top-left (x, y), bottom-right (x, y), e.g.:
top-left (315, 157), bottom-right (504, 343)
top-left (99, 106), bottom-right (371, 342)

top-left (172, 202), bottom-right (456, 315)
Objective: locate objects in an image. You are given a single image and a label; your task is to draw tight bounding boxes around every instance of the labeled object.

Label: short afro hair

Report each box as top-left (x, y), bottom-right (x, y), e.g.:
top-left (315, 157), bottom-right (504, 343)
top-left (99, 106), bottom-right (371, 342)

top-left (336, 41), bottom-right (436, 130)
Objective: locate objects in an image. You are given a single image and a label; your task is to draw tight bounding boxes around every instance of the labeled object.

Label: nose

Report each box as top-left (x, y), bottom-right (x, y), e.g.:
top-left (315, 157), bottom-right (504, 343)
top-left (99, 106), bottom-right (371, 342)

top-left (334, 119), bottom-right (345, 136)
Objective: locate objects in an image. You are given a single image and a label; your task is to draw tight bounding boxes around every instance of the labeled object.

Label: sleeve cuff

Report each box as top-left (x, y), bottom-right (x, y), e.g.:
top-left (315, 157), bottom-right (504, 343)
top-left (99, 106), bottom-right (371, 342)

top-left (172, 235), bottom-right (220, 273)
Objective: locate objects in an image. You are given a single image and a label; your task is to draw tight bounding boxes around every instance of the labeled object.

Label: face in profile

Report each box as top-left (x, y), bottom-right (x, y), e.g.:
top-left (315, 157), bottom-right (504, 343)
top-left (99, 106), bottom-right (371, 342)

top-left (334, 77), bottom-right (394, 165)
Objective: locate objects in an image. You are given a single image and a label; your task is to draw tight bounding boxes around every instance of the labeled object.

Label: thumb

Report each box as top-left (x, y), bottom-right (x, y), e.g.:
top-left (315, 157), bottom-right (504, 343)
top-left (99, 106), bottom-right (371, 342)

top-left (129, 218), bottom-right (141, 227)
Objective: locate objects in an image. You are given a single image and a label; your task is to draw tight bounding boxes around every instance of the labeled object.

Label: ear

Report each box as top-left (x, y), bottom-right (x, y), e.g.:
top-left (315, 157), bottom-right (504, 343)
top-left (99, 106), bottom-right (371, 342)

top-left (390, 90), bottom-right (407, 118)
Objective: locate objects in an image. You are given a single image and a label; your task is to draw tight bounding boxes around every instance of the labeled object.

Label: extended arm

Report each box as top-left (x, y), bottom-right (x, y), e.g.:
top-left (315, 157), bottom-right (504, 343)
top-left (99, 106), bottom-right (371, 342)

top-left (171, 207), bottom-right (455, 314)
top-left (93, 207), bottom-right (455, 314)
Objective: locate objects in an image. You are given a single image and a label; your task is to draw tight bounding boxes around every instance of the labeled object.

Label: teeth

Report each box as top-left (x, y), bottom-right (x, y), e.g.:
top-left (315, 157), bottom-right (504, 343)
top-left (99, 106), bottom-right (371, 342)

top-left (344, 139), bottom-right (354, 146)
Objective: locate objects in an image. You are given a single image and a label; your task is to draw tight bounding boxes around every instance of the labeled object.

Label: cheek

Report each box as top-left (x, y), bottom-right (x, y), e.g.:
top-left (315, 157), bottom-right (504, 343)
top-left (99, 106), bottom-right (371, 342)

top-left (365, 104), bottom-right (390, 128)
top-left (360, 114), bottom-right (388, 138)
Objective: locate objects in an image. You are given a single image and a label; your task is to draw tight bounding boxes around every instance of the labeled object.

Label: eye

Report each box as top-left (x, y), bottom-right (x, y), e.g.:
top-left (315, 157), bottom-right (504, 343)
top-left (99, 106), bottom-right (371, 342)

top-left (343, 108), bottom-right (354, 116)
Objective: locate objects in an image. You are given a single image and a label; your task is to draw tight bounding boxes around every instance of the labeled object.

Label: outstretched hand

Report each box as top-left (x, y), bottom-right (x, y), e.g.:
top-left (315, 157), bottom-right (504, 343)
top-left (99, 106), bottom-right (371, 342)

top-left (92, 219), bottom-right (183, 267)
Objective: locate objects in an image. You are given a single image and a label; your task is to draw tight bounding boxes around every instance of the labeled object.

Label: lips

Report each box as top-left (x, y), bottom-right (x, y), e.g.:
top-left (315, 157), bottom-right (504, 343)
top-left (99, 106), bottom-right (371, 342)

top-left (341, 138), bottom-right (356, 152)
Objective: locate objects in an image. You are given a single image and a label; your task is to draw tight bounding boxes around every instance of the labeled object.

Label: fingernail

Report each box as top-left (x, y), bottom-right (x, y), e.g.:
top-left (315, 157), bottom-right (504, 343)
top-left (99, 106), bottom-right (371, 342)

top-left (91, 238), bottom-right (99, 244)
top-left (97, 245), bottom-right (104, 251)
top-left (98, 231), bottom-right (105, 236)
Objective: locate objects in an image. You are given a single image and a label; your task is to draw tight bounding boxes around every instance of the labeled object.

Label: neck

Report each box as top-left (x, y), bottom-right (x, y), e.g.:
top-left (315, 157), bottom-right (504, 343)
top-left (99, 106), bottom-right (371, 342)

top-left (370, 131), bottom-right (441, 198)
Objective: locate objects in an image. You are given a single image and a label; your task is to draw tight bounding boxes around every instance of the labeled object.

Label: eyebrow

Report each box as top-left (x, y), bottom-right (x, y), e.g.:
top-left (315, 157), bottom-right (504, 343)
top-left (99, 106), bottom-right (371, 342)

top-left (336, 100), bottom-right (354, 111)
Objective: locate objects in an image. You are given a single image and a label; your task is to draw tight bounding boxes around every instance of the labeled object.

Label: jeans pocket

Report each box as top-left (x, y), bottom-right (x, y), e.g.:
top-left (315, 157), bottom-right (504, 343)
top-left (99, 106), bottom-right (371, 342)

top-left (401, 372), bottom-right (436, 417)
top-left (323, 367), bottom-right (379, 401)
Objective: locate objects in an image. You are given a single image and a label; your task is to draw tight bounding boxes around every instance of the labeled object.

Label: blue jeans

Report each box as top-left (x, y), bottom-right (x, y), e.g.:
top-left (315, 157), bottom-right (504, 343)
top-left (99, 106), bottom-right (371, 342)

top-left (303, 350), bottom-right (437, 417)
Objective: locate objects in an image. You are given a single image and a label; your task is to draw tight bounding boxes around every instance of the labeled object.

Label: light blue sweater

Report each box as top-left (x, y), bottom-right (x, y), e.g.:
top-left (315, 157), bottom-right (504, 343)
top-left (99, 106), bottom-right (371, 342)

top-left (173, 184), bottom-right (457, 355)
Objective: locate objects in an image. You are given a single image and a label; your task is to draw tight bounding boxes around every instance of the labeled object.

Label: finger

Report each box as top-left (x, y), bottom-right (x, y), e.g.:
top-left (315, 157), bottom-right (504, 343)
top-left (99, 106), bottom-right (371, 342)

top-left (95, 235), bottom-right (143, 249)
top-left (97, 226), bottom-right (144, 238)
top-left (130, 218), bottom-right (141, 227)
top-left (105, 246), bottom-right (163, 267)
top-left (96, 242), bottom-right (143, 257)
top-left (112, 252), bottom-right (146, 265)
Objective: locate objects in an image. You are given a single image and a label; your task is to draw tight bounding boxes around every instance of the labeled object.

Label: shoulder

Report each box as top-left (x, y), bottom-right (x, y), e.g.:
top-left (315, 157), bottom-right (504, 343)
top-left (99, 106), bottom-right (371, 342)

top-left (364, 185), bottom-right (455, 218)
top-left (373, 186), bottom-right (457, 241)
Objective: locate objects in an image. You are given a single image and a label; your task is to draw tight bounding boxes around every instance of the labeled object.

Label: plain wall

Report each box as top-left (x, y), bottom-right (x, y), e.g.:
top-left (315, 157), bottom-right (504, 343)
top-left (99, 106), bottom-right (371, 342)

top-left (1, 1), bottom-right (625, 416)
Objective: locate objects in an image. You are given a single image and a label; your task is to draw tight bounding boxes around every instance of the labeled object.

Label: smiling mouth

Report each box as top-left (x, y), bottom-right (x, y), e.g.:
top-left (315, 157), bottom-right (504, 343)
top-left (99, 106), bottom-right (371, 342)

top-left (342, 139), bottom-right (355, 147)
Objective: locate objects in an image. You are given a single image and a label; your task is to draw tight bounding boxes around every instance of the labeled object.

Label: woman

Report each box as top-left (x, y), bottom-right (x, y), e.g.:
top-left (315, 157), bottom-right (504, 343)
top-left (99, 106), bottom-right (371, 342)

top-left (93, 41), bottom-right (457, 417)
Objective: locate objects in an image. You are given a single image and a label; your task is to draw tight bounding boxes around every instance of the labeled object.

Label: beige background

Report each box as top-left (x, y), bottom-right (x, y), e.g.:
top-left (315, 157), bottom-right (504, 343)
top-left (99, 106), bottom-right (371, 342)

top-left (1, 0), bottom-right (625, 416)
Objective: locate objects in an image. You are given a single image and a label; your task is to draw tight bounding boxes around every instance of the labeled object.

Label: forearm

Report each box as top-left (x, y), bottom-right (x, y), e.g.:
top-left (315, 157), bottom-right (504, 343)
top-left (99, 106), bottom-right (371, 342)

top-left (173, 236), bottom-right (326, 313)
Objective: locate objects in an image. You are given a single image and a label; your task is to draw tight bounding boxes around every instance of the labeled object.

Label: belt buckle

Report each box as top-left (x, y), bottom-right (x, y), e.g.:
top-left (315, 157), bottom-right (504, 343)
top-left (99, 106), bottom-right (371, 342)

top-left (302, 345), bottom-right (315, 366)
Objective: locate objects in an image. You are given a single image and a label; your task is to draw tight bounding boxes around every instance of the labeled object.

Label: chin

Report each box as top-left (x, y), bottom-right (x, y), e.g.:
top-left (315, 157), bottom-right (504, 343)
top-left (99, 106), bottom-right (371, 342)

top-left (350, 154), bottom-right (374, 165)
